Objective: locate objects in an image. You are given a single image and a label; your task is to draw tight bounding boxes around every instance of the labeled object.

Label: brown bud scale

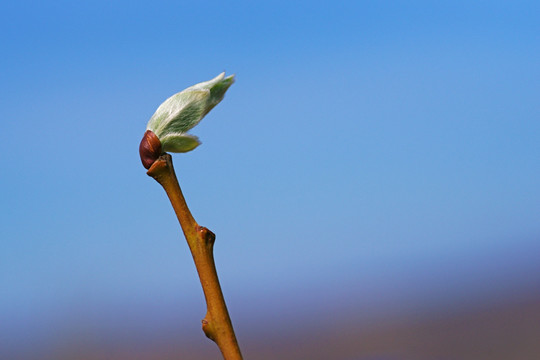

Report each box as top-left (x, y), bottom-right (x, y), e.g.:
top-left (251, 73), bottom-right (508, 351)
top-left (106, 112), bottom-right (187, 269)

top-left (139, 130), bottom-right (162, 169)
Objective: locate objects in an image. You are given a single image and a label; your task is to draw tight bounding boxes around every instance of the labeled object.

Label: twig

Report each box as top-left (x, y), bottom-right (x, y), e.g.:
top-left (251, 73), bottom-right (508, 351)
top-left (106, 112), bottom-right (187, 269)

top-left (147, 154), bottom-right (243, 360)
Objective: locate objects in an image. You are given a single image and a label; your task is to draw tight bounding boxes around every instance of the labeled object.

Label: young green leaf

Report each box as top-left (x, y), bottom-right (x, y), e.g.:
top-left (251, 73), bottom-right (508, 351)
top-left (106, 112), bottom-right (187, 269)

top-left (139, 72), bottom-right (234, 169)
top-left (147, 72), bottom-right (235, 150)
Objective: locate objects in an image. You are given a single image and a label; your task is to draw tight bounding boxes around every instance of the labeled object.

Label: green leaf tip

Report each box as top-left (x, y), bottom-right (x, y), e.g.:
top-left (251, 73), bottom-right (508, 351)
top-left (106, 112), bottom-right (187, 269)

top-left (146, 72), bottom-right (235, 153)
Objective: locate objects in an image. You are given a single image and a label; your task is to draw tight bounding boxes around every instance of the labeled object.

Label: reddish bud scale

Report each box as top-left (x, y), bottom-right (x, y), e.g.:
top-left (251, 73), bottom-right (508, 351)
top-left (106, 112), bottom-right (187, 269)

top-left (139, 130), bottom-right (162, 169)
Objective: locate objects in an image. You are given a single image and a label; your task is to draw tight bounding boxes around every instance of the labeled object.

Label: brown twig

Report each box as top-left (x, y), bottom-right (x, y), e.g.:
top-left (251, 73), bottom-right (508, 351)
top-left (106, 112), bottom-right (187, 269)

top-left (147, 154), bottom-right (243, 360)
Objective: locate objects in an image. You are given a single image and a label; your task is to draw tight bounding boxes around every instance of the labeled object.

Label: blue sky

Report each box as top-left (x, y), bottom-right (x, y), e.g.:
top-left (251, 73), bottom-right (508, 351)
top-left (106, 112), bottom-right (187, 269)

top-left (1, 0), bottom-right (539, 354)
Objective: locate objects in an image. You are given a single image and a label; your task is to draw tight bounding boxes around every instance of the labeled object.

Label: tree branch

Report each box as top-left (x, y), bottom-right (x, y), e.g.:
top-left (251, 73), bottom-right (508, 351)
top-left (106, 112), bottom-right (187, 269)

top-left (147, 154), bottom-right (243, 360)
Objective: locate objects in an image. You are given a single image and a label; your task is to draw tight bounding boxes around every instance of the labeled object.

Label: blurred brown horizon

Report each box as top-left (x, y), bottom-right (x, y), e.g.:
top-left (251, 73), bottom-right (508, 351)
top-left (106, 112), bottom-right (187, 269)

top-left (5, 288), bottom-right (540, 360)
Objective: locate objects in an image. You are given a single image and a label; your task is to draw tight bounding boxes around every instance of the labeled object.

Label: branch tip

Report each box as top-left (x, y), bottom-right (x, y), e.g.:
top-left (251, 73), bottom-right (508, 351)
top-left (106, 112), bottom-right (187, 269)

top-left (139, 130), bottom-right (162, 169)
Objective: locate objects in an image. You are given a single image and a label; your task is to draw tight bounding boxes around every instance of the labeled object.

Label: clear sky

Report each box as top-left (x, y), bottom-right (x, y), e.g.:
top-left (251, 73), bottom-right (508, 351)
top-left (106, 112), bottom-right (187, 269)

top-left (1, 0), bottom-right (539, 355)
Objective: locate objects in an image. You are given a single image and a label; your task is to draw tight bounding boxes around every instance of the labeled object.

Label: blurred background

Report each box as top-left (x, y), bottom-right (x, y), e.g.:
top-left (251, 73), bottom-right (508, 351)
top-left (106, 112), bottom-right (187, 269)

top-left (1, 1), bottom-right (539, 359)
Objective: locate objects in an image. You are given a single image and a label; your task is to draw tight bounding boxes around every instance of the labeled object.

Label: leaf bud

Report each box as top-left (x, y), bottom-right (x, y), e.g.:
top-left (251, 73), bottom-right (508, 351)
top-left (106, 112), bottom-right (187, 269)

top-left (139, 130), bottom-right (162, 169)
top-left (145, 72), bottom-right (234, 155)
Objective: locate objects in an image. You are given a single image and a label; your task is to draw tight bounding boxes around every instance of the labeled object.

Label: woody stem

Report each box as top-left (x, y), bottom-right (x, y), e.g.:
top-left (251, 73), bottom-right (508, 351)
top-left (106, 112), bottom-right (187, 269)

top-left (147, 154), bottom-right (243, 360)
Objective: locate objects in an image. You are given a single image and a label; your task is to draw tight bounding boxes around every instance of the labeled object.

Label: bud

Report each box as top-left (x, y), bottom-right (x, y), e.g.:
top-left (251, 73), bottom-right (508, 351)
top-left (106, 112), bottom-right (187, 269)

top-left (145, 72), bottom-right (234, 153)
top-left (139, 130), bottom-right (162, 169)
